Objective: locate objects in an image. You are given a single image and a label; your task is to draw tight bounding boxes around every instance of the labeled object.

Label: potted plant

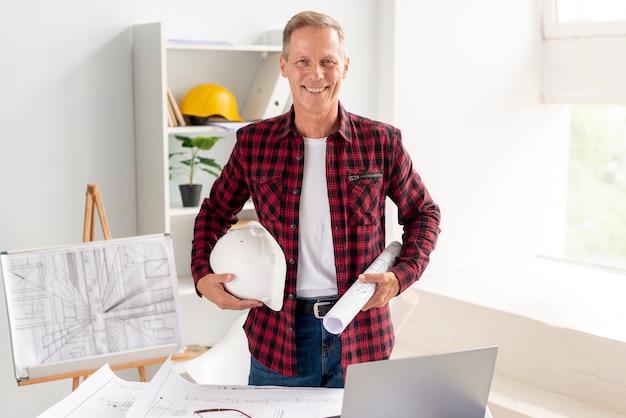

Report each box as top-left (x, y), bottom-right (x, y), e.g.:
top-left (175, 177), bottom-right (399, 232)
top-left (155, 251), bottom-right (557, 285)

top-left (169, 134), bottom-right (223, 207)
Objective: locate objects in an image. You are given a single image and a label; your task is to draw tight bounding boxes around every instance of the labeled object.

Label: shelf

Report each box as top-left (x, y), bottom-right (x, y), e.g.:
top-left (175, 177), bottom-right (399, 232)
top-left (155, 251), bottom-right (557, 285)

top-left (167, 121), bottom-right (252, 135)
top-left (169, 200), bottom-right (256, 218)
top-left (168, 126), bottom-right (225, 134)
top-left (170, 206), bottom-right (201, 217)
top-left (166, 41), bottom-right (282, 53)
top-left (134, 22), bottom-right (268, 346)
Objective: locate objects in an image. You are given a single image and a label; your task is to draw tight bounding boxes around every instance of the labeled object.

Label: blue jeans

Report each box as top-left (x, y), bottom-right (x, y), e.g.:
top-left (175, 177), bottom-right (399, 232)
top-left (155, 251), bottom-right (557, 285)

top-left (248, 308), bottom-right (343, 388)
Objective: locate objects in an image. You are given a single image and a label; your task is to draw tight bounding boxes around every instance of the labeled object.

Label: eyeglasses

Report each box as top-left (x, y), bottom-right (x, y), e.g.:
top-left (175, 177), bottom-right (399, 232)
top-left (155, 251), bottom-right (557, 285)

top-left (193, 408), bottom-right (253, 417)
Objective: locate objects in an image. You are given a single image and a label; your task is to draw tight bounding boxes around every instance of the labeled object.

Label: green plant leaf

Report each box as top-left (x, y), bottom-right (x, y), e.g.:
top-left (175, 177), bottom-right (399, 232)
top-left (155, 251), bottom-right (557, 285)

top-left (169, 135), bottom-right (224, 184)
top-left (191, 136), bottom-right (222, 150)
top-left (196, 156), bottom-right (222, 169)
top-left (199, 167), bottom-right (222, 178)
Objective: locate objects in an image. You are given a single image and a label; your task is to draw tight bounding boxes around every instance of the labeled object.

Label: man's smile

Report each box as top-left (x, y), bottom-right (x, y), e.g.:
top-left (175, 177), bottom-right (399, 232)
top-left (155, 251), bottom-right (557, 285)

top-left (305, 86), bottom-right (327, 93)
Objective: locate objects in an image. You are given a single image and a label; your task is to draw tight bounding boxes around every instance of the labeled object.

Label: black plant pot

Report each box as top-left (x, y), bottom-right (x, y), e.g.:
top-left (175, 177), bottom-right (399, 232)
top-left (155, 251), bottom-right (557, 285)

top-left (179, 184), bottom-right (203, 207)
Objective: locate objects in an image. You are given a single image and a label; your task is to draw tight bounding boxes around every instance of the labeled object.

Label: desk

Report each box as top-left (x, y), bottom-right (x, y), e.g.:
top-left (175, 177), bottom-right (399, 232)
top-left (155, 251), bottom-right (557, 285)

top-left (39, 358), bottom-right (494, 417)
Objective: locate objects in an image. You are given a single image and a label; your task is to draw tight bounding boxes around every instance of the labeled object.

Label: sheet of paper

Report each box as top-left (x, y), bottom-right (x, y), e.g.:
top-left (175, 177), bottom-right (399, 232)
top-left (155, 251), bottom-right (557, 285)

top-left (323, 241), bottom-right (402, 334)
top-left (37, 363), bottom-right (147, 417)
top-left (128, 358), bottom-right (343, 418)
top-left (1, 235), bottom-right (184, 381)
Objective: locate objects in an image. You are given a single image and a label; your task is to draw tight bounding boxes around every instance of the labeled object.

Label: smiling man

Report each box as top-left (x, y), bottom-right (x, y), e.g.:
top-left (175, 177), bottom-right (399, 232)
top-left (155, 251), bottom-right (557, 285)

top-left (191, 11), bottom-right (441, 388)
top-left (280, 19), bottom-right (348, 138)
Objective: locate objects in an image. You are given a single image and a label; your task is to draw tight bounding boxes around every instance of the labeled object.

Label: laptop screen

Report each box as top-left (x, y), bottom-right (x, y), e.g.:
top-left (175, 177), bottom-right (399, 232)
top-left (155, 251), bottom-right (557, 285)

top-left (339, 346), bottom-right (498, 418)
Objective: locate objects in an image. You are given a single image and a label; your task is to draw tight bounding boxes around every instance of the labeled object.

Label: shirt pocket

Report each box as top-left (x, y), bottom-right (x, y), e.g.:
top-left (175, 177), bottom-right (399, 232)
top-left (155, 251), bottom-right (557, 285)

top-left (251, 175), bottom-right (282, 221)
top-left (348, 171), bottom-right (383, 225)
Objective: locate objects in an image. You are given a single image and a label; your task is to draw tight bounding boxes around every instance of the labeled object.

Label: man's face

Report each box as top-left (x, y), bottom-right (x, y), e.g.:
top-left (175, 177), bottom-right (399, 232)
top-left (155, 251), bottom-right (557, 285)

top-left (280, 26), bottom-right (349, 117)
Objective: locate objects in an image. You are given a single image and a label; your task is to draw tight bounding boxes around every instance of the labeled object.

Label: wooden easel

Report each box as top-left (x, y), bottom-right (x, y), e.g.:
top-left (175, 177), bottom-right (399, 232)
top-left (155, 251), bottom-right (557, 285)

top-left (73, 184), bottom-right (187, 390)
top-left (13, 187), bottom-right (191, 391)
top-left (83, 183), bottom-right (112, 242)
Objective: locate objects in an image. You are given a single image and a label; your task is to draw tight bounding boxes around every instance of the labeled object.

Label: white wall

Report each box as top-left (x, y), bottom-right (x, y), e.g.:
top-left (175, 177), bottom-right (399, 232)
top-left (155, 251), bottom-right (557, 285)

top-left (385, 0), bottom-right (568, 273)
top-left (0, 1), bottom-right (376, 415)
top-left (0, 0), bottom-right (377, 252)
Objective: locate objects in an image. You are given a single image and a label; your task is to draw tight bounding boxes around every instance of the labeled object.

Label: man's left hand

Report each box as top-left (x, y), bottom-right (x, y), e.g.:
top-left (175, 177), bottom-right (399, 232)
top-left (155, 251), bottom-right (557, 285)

top-left (358, 271), bottom-right (400, 311)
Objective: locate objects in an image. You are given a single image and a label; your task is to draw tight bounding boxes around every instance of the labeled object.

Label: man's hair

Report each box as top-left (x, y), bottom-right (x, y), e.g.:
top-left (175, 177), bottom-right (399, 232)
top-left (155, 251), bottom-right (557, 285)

top-left (282, 11), bottom-right (346, 60)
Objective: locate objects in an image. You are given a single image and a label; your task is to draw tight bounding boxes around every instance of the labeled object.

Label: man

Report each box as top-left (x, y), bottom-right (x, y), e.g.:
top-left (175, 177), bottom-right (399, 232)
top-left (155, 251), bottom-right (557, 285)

top-left (191, 10), bottom-right (440, 388)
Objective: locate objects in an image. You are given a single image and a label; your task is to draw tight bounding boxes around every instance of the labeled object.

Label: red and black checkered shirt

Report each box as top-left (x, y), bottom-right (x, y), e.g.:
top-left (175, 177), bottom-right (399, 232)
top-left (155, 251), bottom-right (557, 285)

top-left (192, 102), bottom-right (440, 377)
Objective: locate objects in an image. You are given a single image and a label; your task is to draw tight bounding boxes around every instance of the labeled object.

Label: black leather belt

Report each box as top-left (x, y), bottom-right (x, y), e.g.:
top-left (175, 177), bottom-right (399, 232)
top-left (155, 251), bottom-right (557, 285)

top-left (296, 299), bottom-right (337, 319)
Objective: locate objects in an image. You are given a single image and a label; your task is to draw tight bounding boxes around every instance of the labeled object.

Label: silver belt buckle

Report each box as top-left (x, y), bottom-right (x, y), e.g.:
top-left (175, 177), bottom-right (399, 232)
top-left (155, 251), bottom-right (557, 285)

top-left (313, 301), bottom-right (332, 319)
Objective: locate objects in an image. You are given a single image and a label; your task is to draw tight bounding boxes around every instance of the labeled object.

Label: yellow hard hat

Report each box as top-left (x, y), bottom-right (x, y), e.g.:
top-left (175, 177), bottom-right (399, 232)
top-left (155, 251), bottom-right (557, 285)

top-left (180, 84), bottom-right (243, 122)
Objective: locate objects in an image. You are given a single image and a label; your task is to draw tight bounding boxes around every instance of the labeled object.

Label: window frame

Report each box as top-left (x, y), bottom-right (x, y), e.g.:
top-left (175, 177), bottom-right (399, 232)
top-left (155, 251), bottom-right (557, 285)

top-left (542, 0), bottom-right (626, 39)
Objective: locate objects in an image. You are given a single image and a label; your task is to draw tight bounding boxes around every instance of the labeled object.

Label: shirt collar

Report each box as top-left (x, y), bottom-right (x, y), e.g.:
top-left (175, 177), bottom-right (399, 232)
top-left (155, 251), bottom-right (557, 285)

top-left (279, 102), bottom-right (352, 143)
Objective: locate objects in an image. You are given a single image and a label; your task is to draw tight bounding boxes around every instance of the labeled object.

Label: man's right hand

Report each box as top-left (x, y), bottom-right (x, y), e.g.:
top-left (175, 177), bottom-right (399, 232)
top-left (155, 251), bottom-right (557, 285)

top-left (196, 273), bottom-right (264, 310)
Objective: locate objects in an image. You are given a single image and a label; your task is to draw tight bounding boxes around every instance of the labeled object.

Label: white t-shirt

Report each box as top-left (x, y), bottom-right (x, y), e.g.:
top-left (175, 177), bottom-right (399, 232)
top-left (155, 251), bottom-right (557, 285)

top-left (296, 137), bottom-right (338, 298)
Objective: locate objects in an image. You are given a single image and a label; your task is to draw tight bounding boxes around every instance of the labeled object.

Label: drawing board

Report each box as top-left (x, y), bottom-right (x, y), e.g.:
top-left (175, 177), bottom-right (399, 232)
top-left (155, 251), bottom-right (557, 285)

top-left (0, 234), bottom-right (185, 383)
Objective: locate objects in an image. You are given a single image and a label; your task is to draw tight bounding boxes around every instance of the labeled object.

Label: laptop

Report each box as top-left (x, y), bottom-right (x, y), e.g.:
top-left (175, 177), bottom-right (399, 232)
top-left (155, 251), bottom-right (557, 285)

top-left (336, 346), bottom-right (498, 418)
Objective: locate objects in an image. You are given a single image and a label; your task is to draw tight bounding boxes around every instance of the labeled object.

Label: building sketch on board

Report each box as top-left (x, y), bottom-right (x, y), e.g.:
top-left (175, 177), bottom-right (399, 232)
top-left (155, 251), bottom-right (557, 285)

top-left (0, 234), bottom-right (184, 381)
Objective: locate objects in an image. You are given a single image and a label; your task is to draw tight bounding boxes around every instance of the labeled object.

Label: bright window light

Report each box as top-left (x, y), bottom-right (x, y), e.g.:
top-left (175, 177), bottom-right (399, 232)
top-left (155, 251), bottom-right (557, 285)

top-left (565, 104), bottom-right (626, 271)
top-left (556, 0), bottom-right (626, 23)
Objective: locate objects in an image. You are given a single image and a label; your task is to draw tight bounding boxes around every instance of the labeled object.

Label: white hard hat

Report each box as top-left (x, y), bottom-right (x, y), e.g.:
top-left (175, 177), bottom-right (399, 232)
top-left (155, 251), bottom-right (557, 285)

top-left (209, 221), bottom-right (286, 311)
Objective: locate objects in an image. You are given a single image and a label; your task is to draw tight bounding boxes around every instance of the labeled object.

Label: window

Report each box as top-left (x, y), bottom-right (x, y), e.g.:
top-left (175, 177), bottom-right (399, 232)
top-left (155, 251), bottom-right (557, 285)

top-left (542, 0), bottom-right (626, 271)
top-left (556, 0), bottom-right (626, 23)
top-left (565, 104), bottom-right (626, 271)
top-left (543, 0), bottom-right (626, 38)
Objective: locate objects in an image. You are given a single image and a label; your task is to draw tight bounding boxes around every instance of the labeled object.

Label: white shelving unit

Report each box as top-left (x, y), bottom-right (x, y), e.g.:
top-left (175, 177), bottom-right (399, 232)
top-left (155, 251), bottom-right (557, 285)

top-left (132, 22), bottom-right (281, 346)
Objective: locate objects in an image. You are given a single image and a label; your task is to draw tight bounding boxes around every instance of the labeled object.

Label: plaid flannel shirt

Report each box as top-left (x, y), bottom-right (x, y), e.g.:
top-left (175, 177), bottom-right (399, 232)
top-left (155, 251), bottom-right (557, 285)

top-left (192, 102), bottom-right (440, 377)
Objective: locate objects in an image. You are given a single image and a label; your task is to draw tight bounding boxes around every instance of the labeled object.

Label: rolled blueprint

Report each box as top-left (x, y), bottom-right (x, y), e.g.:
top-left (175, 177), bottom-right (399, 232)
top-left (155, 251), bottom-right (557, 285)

top-left (322, 241), bottom-right (402, 335)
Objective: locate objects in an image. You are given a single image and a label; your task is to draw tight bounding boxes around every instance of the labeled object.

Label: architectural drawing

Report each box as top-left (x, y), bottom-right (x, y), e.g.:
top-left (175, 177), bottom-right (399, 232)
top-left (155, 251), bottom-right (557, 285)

top-left (38, 362), bottom-right (147, 417)
top-left (39, 359), bottom-right (345, 418)
top-left (127, 359), bottom-right (345, 418)
top-left (1, 235), bottom-right (184, 381)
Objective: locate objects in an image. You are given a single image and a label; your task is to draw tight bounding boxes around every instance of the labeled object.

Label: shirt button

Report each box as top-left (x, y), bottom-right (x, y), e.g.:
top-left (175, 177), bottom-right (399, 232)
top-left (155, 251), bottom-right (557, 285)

top-left (290, 224), bottom-right (296, 229)
top-left (293, 188), bottom-right (300, 195)
top-left (289, 258), bottom-right (295, 265)
top-left (296, 155), bottom-right (302, 161)
top-left (288, 327), bottom-right (294, 333)
top-left (288, 293), bottom-right (295, 300)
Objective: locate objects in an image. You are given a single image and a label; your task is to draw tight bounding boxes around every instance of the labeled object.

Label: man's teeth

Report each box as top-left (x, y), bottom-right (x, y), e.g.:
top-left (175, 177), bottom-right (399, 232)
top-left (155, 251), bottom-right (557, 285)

top-left (306, 87), bottom-right (325, 93)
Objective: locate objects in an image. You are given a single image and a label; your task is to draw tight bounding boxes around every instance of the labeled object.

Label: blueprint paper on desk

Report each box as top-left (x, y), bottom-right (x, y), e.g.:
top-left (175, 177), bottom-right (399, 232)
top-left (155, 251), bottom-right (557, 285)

top-left (323, 241), bottom-right (402, 335)
top-left (39, 358), bottom-right (343, 417)
top-left (38, 363), bottom-right (147, 417)
top-left (128, 358), bottom-right (343, 418)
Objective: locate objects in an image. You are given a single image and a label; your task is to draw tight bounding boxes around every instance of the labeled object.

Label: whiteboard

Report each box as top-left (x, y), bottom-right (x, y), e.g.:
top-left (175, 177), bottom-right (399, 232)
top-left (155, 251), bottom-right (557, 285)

top-left (0, 234), bottom-right (185, 382)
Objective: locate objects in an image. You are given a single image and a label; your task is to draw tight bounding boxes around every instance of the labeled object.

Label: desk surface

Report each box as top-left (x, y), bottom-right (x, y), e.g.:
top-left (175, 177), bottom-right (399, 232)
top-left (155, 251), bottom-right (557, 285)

top-left (40, 358), bottom-right (495, 418)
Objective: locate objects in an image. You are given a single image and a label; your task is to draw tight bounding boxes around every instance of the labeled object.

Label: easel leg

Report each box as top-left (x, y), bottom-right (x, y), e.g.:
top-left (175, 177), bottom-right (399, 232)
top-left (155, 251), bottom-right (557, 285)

top-left (137, 366), bottom-right (148, 382)
top-left (95, 195), bottom-right (112, 240)
top-left (83, 184), bottom-right (112, 242)
top-left (83, 190), bottom-right (94, 242)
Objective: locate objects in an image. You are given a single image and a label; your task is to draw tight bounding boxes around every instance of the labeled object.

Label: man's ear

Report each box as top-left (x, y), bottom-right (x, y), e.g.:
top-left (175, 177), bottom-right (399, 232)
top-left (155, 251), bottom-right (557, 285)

top-left (280, 55), bottom-right (288, 77)
top-left (342, 57), bottom-right (350, 79)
